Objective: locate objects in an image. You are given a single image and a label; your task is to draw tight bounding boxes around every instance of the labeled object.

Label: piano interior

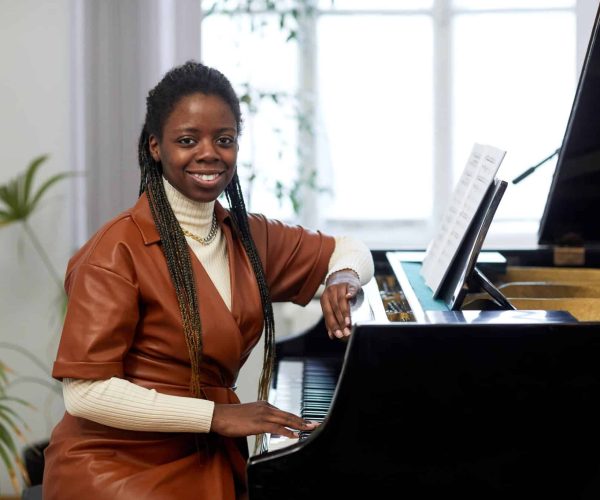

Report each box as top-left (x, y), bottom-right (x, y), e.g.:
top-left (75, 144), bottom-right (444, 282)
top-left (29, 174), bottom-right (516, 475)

top-left (368, 250), bottom-right (600, 323)
top-left (463, 261), bottom-right (600, 322)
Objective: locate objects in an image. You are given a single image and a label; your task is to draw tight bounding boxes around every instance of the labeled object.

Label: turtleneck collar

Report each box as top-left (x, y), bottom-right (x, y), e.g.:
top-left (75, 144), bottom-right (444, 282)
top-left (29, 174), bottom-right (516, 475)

top-left (162, 177), bottom-right (215, 230)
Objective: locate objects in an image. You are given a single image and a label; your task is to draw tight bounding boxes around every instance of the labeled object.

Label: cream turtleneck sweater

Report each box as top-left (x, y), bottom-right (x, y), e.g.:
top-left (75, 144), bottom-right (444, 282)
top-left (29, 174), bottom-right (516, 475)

top-left (62, 179), bottom-right (374, 434)
top-left (164, 179), bottom-right (232, 309)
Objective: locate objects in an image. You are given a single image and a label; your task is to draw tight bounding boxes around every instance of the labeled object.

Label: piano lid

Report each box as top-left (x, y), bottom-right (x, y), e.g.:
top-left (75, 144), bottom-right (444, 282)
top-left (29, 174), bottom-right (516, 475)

top-left (538, 3), bottom-right (600, 246)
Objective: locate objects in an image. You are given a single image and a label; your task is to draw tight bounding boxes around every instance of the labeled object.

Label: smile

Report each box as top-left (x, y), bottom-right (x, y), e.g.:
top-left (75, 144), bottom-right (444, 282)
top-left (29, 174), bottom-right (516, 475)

top-left (188, 171), bottom-right (223, 182)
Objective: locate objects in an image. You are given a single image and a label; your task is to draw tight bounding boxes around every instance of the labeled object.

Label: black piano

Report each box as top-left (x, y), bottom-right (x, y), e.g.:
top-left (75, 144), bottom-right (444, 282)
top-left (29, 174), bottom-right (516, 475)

top-left (247, 5), bottom-right (600, 499)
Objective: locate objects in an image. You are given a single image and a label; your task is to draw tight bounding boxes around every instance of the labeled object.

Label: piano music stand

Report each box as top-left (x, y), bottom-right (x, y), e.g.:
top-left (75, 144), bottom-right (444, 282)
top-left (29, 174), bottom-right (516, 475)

top-left (435, 178), bottom-right (513, 311)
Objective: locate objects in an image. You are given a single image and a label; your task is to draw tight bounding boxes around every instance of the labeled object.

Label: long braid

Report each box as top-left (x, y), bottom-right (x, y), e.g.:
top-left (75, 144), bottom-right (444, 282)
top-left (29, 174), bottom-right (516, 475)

top-left (225, 174), bottom-right (276, 403)
top-left (139, 129), bottom-right (204, 397)
top-left (225, 174), bottom-right (276, 453)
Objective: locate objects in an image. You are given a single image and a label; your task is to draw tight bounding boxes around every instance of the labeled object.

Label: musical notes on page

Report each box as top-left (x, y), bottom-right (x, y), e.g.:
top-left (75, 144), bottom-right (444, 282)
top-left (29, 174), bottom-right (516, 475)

top-left (420, 143), bottom-right (506, 296)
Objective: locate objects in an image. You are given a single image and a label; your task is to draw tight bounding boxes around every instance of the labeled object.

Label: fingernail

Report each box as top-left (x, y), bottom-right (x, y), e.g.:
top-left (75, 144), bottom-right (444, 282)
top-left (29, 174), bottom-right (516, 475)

top-left (343, 328), bottom-right (351, 336)
top-left (345, 317), bottom-right (351, 326)
top-left (335, 330), bottom-right (343, 338)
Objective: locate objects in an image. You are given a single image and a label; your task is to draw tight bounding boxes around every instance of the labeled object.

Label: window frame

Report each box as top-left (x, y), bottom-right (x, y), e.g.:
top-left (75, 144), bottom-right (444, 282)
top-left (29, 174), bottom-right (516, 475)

top-left (200, 0), bottom-right (589, 250)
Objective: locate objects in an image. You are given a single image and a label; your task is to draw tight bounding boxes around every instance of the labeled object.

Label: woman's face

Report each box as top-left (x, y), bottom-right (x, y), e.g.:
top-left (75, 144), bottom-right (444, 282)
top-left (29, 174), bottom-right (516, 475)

top-left (149, 92), bottom-right (238, 203)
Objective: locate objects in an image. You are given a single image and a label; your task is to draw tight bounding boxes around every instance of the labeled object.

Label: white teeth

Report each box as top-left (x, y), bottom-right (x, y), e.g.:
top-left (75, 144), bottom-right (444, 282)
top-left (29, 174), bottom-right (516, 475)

top-left (192, 173), bottom-right (219, 181)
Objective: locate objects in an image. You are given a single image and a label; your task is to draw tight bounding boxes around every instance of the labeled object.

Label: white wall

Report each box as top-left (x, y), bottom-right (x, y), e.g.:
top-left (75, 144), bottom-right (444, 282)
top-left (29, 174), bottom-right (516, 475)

top-left (0, 0), bottom-right (72, 493)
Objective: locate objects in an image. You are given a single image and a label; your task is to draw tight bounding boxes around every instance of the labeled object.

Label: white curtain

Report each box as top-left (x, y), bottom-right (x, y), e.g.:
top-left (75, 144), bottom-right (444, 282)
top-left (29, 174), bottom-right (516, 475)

top-left (71, 0), bottom-right (201, 244)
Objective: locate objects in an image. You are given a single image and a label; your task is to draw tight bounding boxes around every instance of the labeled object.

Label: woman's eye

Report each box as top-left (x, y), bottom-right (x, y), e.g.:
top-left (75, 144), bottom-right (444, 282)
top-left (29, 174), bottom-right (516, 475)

top-left (217, 137), bottom-right (235, 146)
top-left (178, 137), bottom-right (195, 146)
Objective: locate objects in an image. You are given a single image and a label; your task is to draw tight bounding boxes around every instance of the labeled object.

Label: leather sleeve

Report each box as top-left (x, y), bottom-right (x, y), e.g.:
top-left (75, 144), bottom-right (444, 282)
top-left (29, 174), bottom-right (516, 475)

top-left (52, 221), bottom-right (141, 381)
top-left (248, 214), bottom-right (336, 305)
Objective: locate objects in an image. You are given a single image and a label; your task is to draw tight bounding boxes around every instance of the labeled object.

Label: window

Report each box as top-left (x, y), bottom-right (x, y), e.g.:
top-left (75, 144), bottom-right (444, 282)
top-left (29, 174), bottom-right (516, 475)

top-left (200, 0), bottom-right (578, 248)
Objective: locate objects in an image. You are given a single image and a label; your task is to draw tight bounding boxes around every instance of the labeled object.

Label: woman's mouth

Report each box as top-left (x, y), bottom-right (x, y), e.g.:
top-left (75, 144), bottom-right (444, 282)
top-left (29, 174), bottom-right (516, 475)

top-left (188, 171), bottom-right (222, 183)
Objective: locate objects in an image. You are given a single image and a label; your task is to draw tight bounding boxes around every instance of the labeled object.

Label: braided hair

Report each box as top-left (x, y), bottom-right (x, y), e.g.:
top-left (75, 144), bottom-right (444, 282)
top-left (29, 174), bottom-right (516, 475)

top-left (138, 61), bottom-right (276, 403)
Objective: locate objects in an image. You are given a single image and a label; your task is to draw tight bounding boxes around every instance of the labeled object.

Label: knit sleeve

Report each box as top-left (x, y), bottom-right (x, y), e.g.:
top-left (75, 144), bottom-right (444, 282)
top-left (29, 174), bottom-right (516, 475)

top-left (326, 236), bottom-right (374, 285)
top-left (62, 377), bottom-right (215, 433)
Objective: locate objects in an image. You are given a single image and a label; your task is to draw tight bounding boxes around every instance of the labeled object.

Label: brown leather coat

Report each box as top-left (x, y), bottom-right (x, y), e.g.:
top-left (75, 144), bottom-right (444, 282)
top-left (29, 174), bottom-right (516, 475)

top-left (43, 193), bottom-right (335, 500)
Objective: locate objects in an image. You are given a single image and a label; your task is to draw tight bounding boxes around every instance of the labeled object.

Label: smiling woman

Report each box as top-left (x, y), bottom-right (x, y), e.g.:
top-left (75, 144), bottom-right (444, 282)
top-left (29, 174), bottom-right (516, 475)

top-left (148, 93), bottom-right (239, 204)
top-left (40, 60), bottom-right (374, 500)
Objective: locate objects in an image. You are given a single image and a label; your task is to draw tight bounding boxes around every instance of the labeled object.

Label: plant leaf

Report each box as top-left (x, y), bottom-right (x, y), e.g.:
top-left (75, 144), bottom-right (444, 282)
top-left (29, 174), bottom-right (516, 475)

top-left (0, 412), bottom-right (22, 434)
top-left (0, 179), bottom-right (24, 222)
top-left (22, 155), bottom-right (49, 208)
top-left (0, 440), bottom-right (16, 476)
top-left (0, 208), bottom-right (13, 226)
top-left (0, 155), bottom-right (71, 225)
top-left (0, 424), bottom-right (20, 459)
top-left (0, 439), bottom-right (21, 494)
top-left (29, 172), bottom-right (72, 213)
top-left (0, 403), bottom-right (25, 424)
top-left (0, 397), bottom-right (34, 414)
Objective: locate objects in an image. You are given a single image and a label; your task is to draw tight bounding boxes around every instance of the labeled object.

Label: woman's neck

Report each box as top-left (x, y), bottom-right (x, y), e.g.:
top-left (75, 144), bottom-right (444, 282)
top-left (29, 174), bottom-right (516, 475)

top-left (162, 177), bottom-right (215, 230)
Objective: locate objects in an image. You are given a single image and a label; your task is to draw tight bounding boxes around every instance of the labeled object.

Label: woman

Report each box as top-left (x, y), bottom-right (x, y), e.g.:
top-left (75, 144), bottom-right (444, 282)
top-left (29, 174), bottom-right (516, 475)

top-left (43, 61), bottom-right (374, 500)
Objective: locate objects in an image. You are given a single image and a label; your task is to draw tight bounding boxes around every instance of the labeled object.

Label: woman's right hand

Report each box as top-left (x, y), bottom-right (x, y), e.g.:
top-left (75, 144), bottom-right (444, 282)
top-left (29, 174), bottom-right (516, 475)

top-left (210, 401), bottom-right (318, 438)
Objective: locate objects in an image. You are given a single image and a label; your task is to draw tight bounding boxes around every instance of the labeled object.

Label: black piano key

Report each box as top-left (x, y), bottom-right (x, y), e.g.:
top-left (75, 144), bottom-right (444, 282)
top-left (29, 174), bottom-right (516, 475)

top-left (298, 358), bottom-right (341, 426)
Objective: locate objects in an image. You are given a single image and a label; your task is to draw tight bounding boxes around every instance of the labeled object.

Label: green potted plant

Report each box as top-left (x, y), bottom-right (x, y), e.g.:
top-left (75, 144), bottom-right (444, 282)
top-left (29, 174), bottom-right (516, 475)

top-left (0, 362), bottom-right (31, 496)
top-left (0, 155), bottom-right (70, 496)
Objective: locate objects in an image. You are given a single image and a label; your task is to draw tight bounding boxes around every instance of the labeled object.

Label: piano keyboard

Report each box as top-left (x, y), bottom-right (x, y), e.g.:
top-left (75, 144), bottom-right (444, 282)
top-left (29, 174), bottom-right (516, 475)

top-left (267, 357), bottom-right (341, 451)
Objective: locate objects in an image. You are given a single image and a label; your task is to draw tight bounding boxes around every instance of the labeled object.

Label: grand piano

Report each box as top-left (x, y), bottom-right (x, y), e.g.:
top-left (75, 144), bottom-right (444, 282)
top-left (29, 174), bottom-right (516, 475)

top-left (247, 5), bottom-right (600, 499)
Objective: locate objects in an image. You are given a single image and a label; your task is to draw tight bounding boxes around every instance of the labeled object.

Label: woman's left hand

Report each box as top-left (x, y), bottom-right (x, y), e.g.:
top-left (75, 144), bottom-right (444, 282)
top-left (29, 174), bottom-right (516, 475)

top-left (320, 269), bottom-right (361, 339)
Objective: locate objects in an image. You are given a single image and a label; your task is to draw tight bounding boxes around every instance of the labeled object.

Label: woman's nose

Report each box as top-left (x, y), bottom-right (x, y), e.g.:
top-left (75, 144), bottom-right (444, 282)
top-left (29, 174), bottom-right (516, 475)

top-left (195, 140), bottom-right (218, 162)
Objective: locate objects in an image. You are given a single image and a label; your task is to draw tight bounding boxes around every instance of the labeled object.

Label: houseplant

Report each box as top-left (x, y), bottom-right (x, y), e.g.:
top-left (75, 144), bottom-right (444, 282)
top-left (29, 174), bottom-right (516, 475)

top-left (0, 155), bottom-right (70, 495)
top-left (0, 362), bottom-right (31, 495)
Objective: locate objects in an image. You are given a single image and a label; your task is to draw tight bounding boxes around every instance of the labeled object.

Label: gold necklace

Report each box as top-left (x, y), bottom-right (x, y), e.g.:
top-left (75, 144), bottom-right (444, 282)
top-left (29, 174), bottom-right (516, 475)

top-left (181, 213), bottom-right (219, 246)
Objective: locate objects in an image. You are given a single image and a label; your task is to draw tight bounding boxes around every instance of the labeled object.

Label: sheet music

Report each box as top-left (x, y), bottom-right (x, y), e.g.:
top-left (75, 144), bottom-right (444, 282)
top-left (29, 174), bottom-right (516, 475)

top-left (420, 143), bottom-right (506, 295)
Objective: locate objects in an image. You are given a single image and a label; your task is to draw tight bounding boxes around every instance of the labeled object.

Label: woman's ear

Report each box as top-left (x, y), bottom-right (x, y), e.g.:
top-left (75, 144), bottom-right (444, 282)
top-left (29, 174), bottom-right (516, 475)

top-left (148, 135), bottom-right (161, 162)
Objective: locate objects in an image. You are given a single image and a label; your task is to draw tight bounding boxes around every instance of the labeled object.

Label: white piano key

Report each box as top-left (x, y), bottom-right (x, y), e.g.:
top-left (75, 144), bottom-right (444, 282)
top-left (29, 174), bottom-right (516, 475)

top-left (266, 360), bottom-right (304, 451)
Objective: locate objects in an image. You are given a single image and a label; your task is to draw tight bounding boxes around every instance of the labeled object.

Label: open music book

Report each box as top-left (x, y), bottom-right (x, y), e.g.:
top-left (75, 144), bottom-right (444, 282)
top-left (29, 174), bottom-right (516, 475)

top-left (420, 143), bottom-right (507, 297)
